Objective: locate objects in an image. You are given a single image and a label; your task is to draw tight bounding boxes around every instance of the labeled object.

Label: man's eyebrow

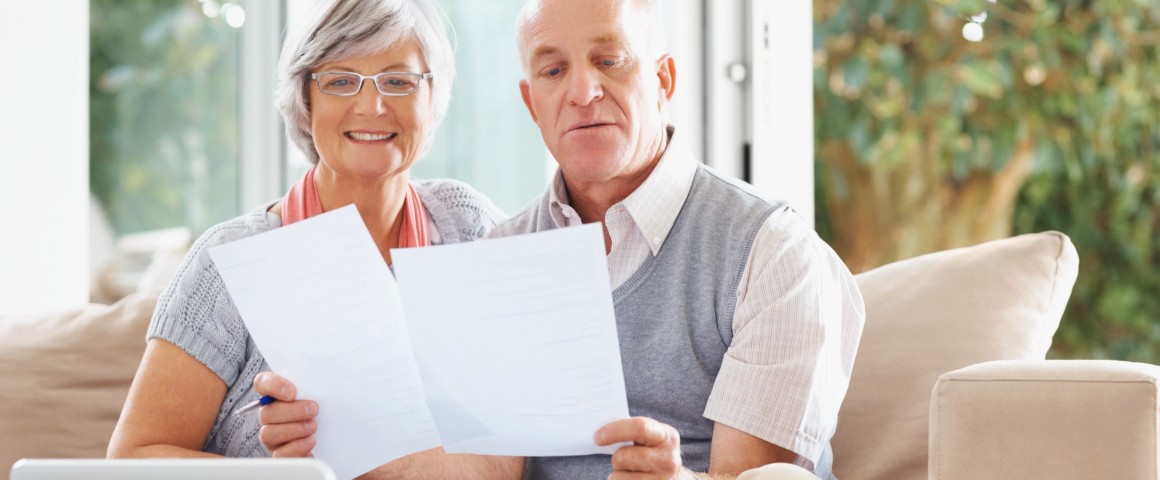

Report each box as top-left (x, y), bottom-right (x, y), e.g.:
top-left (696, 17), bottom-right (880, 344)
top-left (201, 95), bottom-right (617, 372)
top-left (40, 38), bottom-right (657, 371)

top-left (529, 33), bottom-right (626, 64)
top-left (592, 33), bottom-right (624, 45)
top-left (530, 46), bottom-right (559, 63)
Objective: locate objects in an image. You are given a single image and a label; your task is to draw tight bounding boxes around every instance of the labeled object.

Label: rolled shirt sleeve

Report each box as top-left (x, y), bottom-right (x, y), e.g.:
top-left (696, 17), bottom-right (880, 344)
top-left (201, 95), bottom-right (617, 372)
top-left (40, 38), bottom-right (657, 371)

top-left (703, 207), bottom-right (865, 468)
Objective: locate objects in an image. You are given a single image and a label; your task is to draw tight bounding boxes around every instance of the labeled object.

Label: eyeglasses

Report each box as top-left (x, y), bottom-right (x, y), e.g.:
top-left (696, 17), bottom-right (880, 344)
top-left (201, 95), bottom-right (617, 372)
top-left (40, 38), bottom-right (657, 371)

top-left (310, 71), bottom-right (434, 97)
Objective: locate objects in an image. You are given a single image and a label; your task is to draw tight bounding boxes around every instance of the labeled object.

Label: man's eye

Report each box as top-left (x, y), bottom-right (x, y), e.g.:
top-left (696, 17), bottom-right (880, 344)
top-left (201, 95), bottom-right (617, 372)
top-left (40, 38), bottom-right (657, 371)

top-left (543, 66), bottom-right (564, 77)
top-left (599, 58), bottom-right (625, 68)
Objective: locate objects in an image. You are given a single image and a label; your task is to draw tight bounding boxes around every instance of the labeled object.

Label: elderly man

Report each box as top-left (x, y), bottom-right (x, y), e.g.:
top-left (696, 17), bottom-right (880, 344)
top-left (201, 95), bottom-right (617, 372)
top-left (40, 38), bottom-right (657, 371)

top-left (257, 0), bottom-right (862, 478)
top-left (489, 0), bottom-right (865, 478)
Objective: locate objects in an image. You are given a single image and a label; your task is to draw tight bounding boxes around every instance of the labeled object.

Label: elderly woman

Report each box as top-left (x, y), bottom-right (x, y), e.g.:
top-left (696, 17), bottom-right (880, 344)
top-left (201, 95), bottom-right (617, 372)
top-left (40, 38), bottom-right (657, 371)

top-left (106, 0), bottom-right (508, 469)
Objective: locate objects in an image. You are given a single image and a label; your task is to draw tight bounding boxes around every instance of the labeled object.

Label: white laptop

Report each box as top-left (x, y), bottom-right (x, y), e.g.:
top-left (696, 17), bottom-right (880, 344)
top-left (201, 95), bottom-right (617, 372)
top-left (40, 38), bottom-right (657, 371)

top-left (9, 458), bottom-right (337, 480)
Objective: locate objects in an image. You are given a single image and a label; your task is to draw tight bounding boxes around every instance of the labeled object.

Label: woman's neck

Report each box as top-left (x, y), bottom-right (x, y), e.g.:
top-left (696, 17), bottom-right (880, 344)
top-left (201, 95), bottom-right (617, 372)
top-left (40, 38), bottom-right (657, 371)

top-left (314, 166), bottom-right (409, 264)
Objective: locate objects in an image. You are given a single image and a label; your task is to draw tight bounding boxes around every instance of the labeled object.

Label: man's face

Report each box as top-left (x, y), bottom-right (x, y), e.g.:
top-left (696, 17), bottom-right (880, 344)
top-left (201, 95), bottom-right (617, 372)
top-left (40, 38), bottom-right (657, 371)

top-left (518, 0), bottom-right (674, 190)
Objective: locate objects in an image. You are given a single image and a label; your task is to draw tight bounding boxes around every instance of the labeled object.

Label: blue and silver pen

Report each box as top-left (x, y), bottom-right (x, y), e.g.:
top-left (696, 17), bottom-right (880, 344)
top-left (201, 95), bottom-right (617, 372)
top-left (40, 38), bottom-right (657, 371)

top-left (232, 395), bottom-right (276, 418)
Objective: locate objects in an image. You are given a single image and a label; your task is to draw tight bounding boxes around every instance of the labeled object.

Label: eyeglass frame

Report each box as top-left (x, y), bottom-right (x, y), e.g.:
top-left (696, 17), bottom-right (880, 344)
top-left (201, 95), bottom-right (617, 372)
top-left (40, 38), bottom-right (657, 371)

top-left (309, 71), bottom-right (434, 97)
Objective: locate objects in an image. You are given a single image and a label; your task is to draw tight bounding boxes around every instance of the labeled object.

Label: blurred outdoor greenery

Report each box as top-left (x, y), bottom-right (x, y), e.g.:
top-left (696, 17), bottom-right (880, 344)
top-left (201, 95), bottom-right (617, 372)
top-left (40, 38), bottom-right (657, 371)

top-left (813, 0), bottom-right (1160, 360)
top-left (90, 0), bottom-right (239, 235)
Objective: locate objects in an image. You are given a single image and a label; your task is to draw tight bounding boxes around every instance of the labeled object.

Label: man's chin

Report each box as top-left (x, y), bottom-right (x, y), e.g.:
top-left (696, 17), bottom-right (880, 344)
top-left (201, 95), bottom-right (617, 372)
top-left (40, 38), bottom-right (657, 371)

top-left (557, 151), bottom-right (632, 179)
top-left (558, 137), bottom-right (624, 157)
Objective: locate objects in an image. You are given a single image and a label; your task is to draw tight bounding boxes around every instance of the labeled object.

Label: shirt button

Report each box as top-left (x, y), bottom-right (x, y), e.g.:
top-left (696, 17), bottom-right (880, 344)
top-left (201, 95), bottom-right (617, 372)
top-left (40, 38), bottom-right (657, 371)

top-left (652, 236), bottom-right (662, 245)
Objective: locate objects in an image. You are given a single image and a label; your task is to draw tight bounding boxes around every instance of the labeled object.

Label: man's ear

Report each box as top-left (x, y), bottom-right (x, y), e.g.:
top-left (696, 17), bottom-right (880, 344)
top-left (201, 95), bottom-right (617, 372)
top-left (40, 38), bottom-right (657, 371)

top-left (656, 54), bottom-right (676, 108)
top-left (519, 79), bottom-right (539, 124)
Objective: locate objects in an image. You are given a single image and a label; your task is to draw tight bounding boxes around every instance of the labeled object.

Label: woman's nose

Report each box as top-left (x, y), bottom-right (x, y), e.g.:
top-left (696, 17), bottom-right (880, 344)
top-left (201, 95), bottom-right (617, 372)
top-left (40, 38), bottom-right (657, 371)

top-left (353, 79), bottom-right (389, 115)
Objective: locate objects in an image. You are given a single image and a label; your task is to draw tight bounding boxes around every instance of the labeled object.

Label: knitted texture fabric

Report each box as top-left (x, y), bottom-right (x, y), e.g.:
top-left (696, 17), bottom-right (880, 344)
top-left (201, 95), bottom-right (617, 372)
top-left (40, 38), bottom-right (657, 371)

top-left (146, 178), bottom-right (504, 456)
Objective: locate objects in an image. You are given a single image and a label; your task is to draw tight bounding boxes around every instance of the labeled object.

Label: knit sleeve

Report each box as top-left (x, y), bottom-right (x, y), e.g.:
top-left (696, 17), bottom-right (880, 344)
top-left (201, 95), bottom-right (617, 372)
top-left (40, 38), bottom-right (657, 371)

top-left (416, 178), bottom-right (507, 242)
top-left (146, 216), bottom-right (268, 386)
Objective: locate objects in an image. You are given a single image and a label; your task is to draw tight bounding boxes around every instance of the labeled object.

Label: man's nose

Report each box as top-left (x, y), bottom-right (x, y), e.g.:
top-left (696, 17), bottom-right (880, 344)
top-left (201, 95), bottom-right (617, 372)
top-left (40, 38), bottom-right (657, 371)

top-left (565, 65), bottom-right (603, 107)
top-left (353, 79), bottom-right (388, 116)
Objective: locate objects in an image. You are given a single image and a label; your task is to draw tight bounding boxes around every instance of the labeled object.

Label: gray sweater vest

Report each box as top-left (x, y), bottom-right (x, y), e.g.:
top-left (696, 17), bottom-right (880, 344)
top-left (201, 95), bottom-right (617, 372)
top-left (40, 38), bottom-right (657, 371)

top-left (524, 164), bottom-right (782, 479)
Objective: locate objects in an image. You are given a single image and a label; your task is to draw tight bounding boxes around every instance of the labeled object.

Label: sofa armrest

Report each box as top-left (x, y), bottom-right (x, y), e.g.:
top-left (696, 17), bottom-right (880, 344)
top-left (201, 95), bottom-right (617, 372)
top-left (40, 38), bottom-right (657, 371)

top-left (929, 360), bottom-right (1160, 480)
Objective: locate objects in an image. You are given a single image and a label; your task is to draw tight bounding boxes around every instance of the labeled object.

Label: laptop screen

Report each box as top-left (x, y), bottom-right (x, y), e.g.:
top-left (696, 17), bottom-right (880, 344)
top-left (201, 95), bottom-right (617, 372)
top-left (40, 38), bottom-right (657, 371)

top-left (9, 458), bottom-right (337, 480)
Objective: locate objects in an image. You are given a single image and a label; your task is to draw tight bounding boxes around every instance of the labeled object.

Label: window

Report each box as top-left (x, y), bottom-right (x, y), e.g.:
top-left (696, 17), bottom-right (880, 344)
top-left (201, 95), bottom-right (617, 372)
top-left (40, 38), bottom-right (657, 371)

top-left (416, 0), bottom-right (550, 214)
top-left (89, 0), bottom-right (721, 249)
top-left (93, 0), bottom-right (693, 232)
top-left (90, 0), bottom-right (244, 236)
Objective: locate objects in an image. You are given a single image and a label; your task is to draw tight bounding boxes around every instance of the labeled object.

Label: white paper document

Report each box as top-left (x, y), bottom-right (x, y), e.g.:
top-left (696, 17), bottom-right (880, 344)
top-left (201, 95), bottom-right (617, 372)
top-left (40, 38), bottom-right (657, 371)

top-left (208, 206), bottom-right (440, 480)
top-left (209, 206), bottom-right (628, 478)
top-left (393, 222), bottom-right (630, 456)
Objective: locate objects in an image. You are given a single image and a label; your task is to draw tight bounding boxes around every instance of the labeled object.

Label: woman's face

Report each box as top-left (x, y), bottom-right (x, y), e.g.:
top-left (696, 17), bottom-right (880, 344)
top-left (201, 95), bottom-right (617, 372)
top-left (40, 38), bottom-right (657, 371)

top-left (309, 37), bottom-right (434, 182)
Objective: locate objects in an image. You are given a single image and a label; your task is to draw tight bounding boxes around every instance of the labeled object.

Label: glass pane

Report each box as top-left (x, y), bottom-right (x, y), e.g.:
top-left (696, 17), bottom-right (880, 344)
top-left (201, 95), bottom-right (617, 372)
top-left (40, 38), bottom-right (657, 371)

top-left (413, 0), bottom-right (549, 215)
top-left (90, 0), bottom-right (240, 236)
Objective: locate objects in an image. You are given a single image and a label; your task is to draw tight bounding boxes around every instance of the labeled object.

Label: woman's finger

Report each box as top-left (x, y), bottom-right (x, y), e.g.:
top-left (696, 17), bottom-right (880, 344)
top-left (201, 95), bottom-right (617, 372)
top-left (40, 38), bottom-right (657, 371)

top-left (253, 372), bottom-right (297, 401)
top-left (269, 434), bottom-right (317, 458)
top-left (259, 399), bottom-right (318, 425)
top-left (258, 420), bottom-right (317, 451)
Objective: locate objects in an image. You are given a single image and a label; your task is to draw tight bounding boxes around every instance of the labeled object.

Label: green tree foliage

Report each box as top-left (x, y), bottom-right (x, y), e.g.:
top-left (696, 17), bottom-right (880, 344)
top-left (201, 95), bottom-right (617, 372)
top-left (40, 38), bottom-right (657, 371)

top-left (1007, 2), bottom-right (1160, 361)
top-left (814, 0), bottom-right (1160, 359)
top-left (90, 0), bottom-right (239, 235)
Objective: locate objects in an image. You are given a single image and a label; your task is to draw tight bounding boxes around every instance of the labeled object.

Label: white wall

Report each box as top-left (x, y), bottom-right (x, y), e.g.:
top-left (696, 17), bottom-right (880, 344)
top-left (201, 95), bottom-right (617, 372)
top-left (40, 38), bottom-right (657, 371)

top-left (750, 0), bottom-right (814, 225)
top-left (706, 0), bottom-right (814, 226)
top-left (0, 2), bottom-right (90, 314)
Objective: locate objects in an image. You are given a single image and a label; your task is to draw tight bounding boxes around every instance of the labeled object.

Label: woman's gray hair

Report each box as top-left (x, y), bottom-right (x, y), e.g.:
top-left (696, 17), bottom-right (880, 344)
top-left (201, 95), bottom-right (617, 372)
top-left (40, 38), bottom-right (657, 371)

top-left (276, 0), bottom-right (456, 164)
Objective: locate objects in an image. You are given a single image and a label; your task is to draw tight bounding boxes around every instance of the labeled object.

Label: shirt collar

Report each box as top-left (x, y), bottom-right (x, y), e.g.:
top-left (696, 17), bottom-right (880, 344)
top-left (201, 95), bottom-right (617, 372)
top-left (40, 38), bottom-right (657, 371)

top-left (547, 169), bottom-right (576, 227)
top-left (619, 125), bottom-right (696, 255)
top-left (547, 125), bottom-right (696, 255)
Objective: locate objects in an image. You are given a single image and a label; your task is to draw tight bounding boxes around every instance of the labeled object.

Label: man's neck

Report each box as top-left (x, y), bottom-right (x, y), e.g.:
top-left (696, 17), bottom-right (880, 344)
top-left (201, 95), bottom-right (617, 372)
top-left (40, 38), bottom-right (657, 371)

top-left (564, 127), bottom-right (671, 225)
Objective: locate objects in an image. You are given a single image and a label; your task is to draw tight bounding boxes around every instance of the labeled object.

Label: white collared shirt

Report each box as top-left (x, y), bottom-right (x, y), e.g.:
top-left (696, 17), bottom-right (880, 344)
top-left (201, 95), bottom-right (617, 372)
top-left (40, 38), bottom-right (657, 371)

top-left (545, 127), bottom-right (696, 288)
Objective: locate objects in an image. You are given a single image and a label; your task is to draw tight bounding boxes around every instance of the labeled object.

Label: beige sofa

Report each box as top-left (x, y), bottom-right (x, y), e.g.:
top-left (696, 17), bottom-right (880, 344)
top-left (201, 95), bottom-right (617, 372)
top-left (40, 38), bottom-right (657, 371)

top-left (828, 231), bottom-right (1160, 480)
top-left (2, 231), bottom-right (1156, 480)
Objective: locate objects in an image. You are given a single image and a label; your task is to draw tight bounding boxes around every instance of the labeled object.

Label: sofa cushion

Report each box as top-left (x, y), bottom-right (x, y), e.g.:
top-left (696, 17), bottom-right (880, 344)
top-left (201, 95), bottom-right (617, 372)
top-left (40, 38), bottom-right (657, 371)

top-left (830, 232), bottom-right (1079, 480)
top-left (0, 292), bottom-right (157, 479)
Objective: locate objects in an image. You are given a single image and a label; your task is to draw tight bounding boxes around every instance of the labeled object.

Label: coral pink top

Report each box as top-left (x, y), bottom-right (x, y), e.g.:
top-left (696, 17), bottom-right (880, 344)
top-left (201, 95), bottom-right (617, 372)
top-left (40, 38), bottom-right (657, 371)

top-left (282, 166), bottom-right (430, 249)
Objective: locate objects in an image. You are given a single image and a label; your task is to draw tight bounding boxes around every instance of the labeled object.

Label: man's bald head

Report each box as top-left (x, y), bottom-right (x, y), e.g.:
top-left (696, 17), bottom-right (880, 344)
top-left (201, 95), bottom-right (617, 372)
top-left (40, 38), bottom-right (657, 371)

top-left (515, 0), bottom-right (665, 75)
